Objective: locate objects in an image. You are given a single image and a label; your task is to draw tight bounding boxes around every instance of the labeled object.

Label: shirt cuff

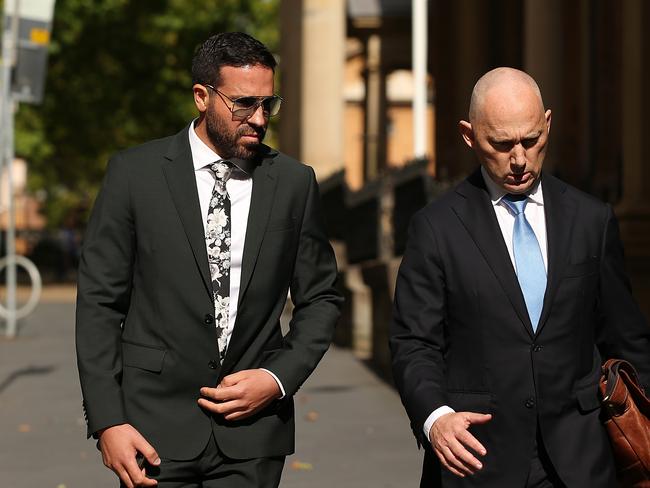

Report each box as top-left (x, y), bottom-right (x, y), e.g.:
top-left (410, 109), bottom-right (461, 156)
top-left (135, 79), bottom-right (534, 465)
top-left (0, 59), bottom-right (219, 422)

top-left (423, 406), bottom-right (455, 442)
top-left (260, 368), bottom-right (286, 399)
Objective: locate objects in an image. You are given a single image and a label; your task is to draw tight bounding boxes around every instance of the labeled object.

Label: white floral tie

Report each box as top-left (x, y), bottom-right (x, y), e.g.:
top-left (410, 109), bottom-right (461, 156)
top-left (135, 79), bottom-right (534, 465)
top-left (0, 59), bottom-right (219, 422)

top-left (205, 160), bottom-right (232, 362)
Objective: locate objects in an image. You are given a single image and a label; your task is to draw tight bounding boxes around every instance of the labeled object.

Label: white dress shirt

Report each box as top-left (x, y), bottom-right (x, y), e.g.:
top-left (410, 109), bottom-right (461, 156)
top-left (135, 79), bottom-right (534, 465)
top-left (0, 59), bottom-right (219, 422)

top-left (188, 121), bottom-right (285, 396)
top-left (423, 166), bottom-right (548, 441)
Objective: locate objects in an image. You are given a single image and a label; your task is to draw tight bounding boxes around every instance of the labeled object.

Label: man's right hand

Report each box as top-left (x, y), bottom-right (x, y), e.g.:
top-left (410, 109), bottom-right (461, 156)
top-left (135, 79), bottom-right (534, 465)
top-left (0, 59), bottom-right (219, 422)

top-left (429, 411), bottom-right (492, 478)
top-left (97, 423), bottom-right (160, 488)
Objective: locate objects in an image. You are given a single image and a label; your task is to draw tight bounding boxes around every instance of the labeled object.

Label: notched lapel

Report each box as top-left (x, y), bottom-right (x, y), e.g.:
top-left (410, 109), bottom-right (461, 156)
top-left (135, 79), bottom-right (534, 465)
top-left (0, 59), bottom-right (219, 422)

top-left (162, 129), bottom-right (213, 299)
top-left (453, 170), bottom-right (534, 336)
top-left (535, 174), bottom-right (576, 334)
top-left (238, 156), bottom-right (278, 308)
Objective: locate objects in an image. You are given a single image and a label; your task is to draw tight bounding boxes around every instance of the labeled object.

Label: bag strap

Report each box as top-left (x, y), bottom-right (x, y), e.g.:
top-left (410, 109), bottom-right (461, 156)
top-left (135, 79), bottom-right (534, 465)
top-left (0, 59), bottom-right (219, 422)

top-left (601, 358), bottom-right (650, 414)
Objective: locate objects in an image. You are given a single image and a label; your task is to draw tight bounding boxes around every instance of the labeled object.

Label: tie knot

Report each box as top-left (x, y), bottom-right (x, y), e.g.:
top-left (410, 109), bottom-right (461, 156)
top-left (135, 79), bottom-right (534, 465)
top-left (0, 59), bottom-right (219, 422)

top-left (502, 193), bottom-right (528, 215)
top-left (209, 160), bottom-right (232, 182)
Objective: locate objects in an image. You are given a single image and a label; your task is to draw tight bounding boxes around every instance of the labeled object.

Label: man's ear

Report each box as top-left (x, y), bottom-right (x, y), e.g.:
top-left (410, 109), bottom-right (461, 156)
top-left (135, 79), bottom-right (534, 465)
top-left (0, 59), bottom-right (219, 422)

top-left (193, 84), bottom-right (210, 113)
top-left (545, 109), bottom-right (552, 135)
top-left (459, 120), bottom-right (475, 148)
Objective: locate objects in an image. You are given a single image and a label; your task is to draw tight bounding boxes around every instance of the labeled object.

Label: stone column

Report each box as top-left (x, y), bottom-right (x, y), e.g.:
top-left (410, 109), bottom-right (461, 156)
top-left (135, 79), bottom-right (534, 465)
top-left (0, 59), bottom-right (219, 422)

top-left (279, 0), bottom-right (303, 161)
top-left (279, 0), bottom-right (346, 179)
top-left (523, 0), bottom-right (565, 176)
top-left (432, 0), bottom-right (512, 180)
top-left (616, 0), bottom-right (650, 323)
top-left (618, 0), bottom-right (650, 219)
top-left (609, 0), bottom-right (650, 320)
top-left (363, 34), bottom-right (387, 181)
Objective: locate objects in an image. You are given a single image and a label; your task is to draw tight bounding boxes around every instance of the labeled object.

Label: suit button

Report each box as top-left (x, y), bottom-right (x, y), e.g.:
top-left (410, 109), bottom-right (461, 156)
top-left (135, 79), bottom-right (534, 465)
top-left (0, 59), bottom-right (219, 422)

top-left (525, 397), bottom-right (536, 409)
top-left (204, 314), bottom-right (214, 325)
top-left (532, 344), bottom-right (543, 352)
top-left (208, 360), bottom-right (219, 369)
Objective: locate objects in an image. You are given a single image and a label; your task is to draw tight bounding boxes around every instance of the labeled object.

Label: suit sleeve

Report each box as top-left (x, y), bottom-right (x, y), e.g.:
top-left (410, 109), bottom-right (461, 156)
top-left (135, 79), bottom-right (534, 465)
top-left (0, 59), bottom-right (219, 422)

top-left (390, 210), bottom-right (448, 445)
top-left (259, 167), bottom-right (343, 396)
top-left (75, 154), bottom-right (134, 437)
top-left (597, 204), bottom-right (650, 389)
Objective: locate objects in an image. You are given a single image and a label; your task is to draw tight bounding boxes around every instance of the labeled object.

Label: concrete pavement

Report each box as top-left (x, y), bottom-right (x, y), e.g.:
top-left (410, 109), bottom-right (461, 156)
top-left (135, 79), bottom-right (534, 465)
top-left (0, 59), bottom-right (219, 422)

top-left (0, 287), bottom-right (421, 487)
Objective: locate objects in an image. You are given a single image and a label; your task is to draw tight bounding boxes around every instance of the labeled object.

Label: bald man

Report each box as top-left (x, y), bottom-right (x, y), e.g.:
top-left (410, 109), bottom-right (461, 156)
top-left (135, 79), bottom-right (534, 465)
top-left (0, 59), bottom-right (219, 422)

top-left (390, 67), bottom-right (650, 487)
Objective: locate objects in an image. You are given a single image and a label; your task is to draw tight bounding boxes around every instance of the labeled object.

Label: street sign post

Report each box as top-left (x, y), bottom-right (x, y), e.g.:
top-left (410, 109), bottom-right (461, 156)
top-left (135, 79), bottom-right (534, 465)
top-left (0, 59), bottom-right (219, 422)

top-left (4, 0), bottom-right (56, 103)
top-left (1, 0), bottom-right (54, 337)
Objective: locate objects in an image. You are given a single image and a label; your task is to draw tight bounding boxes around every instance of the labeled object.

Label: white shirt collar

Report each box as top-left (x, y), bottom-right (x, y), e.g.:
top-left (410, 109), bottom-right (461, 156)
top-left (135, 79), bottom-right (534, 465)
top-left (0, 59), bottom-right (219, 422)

top-left (188, 118), bottom-right (223, 171)
top-left (480, 165), bottom-right (544, 207)
top-left (187, 119), bottom-right (255, 178)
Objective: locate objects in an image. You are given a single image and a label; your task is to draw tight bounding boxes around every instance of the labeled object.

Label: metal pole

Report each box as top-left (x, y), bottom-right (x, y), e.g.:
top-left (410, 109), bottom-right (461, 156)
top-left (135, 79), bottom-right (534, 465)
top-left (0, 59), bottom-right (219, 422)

top-left (1, 0), bottom-right (19, 338)
top-left (5, 95), bottom-right (17, 339)
top-left (412, 0), bottom-right (428, 159)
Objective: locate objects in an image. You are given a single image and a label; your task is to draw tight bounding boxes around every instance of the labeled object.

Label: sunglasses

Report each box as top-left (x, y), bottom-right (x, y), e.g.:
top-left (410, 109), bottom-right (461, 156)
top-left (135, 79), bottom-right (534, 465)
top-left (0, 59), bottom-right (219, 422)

top-left (204, 84), bottom-right (282, 121)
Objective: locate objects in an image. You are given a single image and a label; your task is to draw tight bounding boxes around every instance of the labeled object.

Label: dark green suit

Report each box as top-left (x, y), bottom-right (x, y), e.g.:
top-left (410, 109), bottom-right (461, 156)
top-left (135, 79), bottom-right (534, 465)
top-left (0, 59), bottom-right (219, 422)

top-left (76, 125), bottom-right (342, 461)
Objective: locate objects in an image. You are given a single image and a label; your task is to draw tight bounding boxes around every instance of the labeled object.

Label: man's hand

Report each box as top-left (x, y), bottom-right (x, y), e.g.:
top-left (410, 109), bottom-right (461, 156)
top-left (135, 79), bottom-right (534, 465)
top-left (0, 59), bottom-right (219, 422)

top-left (198, 369), bottom-right (282, 421)
top-left (97, 423), bottom-right (160, 488)
top-left (429, 411), bottom-right (492, 478)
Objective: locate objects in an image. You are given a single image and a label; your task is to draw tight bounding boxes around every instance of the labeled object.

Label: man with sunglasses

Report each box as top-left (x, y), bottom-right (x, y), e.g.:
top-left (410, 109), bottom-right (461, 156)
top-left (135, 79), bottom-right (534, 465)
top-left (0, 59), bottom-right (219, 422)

top-left (76, 32), bottom-right (342, 488)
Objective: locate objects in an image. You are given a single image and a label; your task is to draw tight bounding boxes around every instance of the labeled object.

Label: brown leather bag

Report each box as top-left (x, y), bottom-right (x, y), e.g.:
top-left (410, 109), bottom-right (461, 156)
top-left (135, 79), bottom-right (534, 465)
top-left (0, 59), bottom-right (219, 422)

top-left (599, 359), bottom-right (650, 487)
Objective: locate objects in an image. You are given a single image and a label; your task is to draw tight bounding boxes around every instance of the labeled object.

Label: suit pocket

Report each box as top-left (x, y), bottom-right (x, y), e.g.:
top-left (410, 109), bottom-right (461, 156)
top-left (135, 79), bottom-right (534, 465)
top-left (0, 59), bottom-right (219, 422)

top-left (572, 353), bottom-right (602, 413)
top-left (266, 217), bottom-right (295, 233)
top-left (573, 380), bottom-right (601, 412)
top-left (446, 390), bottom-right (492, 413)
top-left (122, 341), bottom-right (166, 373)
top-left (563, 257), bottom-right (599, 278)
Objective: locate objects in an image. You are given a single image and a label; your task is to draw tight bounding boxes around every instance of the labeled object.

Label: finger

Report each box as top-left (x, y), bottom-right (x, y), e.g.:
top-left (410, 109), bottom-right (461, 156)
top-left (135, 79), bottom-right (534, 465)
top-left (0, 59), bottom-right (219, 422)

top-left (223, 407), bottom-right (252, 421)
top-left (124, 456), bottom-right (152, 488)
top-left (133, 438), bottom-right (160, 467)
top-left (458, 430), bottom-right (487, 457)
top-left (441, 459), bottom-right (466, 478)
top-left (198, 397), bottom-right (243, 414)
top-left (435, 448), bottom-right (467, 478)
top-left (201, 396), bottom-right (254, 419)
top-left (200, 385), bottom-right (239, 402)
top-left (199, 387), bottom-right (222, 401)
top-left (116, 466), bottom-right (135, 488)
top-left (449, 437), bottom-right (483, 471)
top-left (440, 443), bottom-right (472, 476)
top-left (465, 412), bottom-right (492, 425)
top-left (123, 463), bottom-right (158, 487)
top-left (138, 472), bottom-right (159, 487)
top-left (216, 400), bottom-right (247, 415)
top-left (220, 371), bottom-right (247, 387)
top-left (197, 397), bottom-right (221, 413)
top-left (444, 440), bottom-right (480, 475)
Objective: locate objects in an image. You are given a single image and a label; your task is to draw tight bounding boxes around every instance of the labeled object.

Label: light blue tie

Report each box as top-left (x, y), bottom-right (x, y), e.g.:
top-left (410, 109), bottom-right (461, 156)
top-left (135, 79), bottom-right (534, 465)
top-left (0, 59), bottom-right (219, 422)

top-left (501, 194), bottom-right (546, 332)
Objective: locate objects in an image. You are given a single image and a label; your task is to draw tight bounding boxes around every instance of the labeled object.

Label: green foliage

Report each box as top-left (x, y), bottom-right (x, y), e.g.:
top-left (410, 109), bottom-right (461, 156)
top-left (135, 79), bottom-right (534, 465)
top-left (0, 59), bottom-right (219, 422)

top-left (13, 0), bottom-right (279, 228)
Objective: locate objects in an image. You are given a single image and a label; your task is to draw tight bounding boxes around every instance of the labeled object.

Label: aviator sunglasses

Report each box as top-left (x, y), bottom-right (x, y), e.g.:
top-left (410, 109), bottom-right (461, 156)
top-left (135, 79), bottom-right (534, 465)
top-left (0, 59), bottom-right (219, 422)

top-left (204, 84), bottom-right (282, 121)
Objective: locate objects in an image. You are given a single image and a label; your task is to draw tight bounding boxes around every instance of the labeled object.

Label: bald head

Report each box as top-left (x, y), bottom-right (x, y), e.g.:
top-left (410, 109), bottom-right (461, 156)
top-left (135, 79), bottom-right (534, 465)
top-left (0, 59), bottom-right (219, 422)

top-left (468, 68), bottom-right (544, 124)
top-left (459, 67), bottom-right (552, 194)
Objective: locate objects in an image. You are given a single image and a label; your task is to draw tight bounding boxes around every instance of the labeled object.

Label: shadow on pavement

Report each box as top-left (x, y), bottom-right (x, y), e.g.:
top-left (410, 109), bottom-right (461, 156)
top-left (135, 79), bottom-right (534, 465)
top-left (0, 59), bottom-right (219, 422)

top-left (0, 365), bottom-right (56, 394)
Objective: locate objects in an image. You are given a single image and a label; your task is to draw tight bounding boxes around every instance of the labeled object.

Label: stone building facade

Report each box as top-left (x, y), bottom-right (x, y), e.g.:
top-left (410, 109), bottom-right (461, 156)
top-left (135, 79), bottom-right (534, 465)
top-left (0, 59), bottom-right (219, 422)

top-left (279, 0), bottom-right (650, 377)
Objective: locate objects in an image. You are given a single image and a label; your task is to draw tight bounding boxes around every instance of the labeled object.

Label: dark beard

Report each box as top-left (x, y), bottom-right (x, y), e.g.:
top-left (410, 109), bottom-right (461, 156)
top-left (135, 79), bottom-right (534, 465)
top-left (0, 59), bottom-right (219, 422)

top-left (205, 108), bottom-right (266, 160)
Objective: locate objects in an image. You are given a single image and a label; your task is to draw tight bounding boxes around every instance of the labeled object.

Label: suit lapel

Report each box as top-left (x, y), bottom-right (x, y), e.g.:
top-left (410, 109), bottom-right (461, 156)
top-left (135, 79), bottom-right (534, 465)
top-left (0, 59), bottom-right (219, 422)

top-left (162, 127), bottom-right (213, 299)
top-left (535, 173), bottom-right (576, 334)
top-left (222, 151), bottom-right (278, 374)
top-left (237, 154), bottom-right (278, 307)
top-left (453, 169), bottom-right (534, 337)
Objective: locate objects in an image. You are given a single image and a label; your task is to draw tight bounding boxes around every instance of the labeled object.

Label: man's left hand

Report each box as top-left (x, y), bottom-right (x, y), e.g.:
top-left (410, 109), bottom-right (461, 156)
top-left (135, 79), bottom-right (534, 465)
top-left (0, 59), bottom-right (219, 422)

top-left (198, 369), bottom-right (281, 421)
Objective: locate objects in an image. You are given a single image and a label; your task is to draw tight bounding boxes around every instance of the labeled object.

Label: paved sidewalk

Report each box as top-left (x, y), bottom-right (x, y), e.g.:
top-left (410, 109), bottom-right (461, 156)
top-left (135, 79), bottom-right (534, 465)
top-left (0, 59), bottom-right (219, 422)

top-left (0, 287), bottom-right (421, 487)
